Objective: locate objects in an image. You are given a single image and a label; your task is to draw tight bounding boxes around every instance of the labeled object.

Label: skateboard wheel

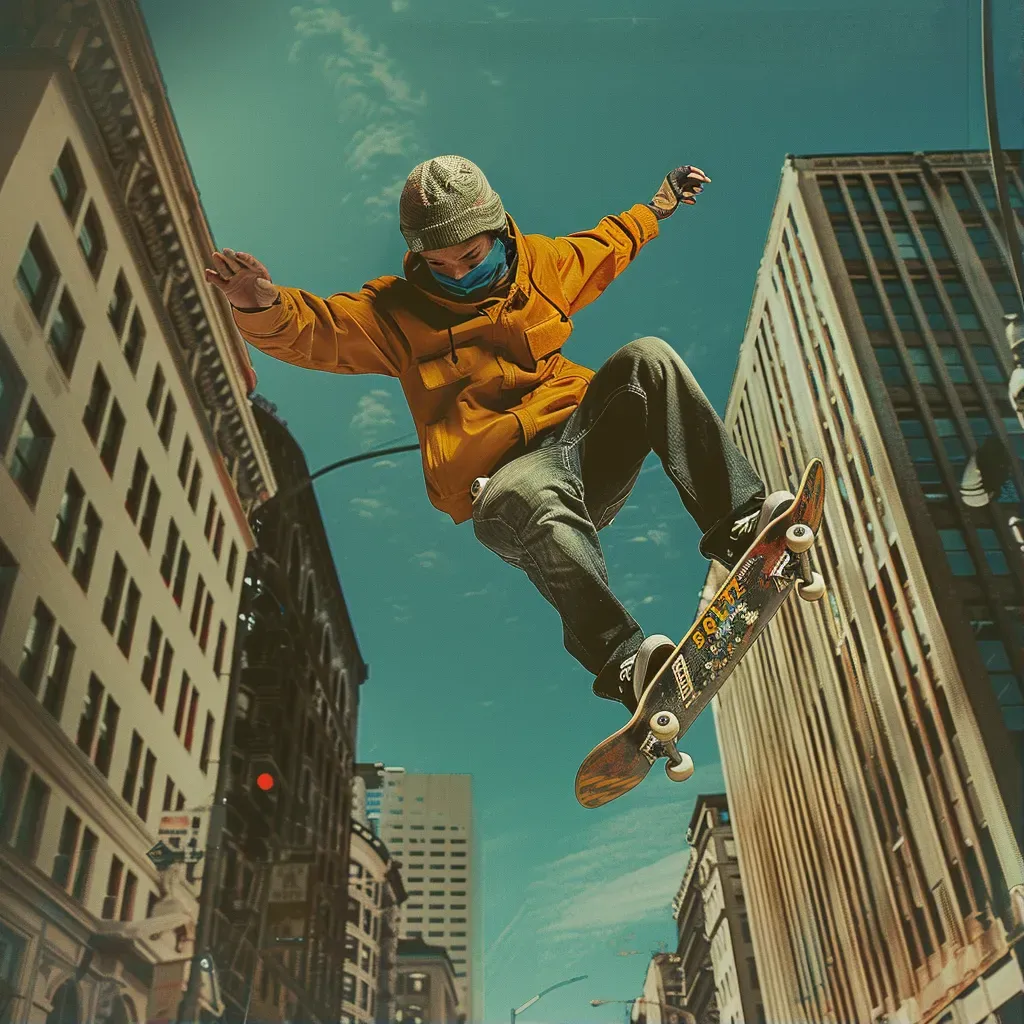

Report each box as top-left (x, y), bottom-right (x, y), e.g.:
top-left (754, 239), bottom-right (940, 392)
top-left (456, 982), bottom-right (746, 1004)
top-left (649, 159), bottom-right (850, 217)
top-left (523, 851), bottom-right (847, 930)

top-left (798, 571), bottom-right (826, 601)
top-left (649, 711), bottom-right (679, 741)
top-left (665, 753), bottom-right (694, 783)
top-left (786, 523), bottom-right (815, 553)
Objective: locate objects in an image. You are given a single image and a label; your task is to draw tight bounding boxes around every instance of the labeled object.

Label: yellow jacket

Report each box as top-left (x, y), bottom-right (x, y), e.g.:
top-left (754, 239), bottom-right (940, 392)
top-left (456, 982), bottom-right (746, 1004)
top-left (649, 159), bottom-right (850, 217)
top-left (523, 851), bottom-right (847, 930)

top-left (231, 204), bottom-right (660, 523)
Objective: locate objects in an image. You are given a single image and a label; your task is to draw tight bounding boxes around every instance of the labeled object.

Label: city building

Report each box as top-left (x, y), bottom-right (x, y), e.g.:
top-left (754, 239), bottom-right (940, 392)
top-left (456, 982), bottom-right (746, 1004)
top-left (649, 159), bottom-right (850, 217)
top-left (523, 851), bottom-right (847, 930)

top-left (374, 769), bottom-right (478, 1020)
top-left (630, 952), bottom-right (691, 1024)
top-left (394, 937), bottom-right (460, 1024)
top-left (705, 150), bottom-right (1024, 1023)
top-left (344, 765), bottom-right (407, 1024)
top-left (218, 397), bottom-right (367, 1023)
top-left (0, 2), bottom-right (274, 1021)
top-left (673, 851), bottom-right (718, 1024)
top-left (670, 795), bottom-right (762, 1024)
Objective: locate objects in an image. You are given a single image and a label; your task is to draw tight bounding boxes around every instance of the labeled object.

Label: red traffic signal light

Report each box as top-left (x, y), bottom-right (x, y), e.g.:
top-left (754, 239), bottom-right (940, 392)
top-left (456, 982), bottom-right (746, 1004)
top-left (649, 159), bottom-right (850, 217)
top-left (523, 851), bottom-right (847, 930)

top-left (255, 772), bottom-right (275, 792)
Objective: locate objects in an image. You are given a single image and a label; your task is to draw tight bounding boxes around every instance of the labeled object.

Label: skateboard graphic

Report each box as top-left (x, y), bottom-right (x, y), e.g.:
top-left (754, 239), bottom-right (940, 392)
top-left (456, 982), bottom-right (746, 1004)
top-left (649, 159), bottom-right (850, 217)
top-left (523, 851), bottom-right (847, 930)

top-left (575, 459), bottom-right (827, 809)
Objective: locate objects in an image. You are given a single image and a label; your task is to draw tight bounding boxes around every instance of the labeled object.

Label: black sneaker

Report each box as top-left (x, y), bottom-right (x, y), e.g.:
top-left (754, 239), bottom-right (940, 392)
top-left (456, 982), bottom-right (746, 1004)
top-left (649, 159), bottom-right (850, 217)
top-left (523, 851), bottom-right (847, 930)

top-left (699, 490), bottom-right (796, 569)
top-left (592, 634), bottom-right (676, 713)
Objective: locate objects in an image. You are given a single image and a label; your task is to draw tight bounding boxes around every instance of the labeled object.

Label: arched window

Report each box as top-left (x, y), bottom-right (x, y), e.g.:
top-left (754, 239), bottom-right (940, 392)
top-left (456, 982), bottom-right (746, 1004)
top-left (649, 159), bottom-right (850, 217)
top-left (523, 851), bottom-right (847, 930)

top-left (320, 624), bottom-right (332, 665)
top-left (45, 980), bottom-right (80, 1024)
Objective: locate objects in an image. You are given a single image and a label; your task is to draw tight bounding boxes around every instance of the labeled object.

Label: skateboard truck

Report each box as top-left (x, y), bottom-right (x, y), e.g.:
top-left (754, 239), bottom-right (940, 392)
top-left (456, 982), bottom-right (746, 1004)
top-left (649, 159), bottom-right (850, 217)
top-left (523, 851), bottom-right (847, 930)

top-left (648, 711), bottom-right (695, 783)
top-left (785, 524), bottom-right (825, 601)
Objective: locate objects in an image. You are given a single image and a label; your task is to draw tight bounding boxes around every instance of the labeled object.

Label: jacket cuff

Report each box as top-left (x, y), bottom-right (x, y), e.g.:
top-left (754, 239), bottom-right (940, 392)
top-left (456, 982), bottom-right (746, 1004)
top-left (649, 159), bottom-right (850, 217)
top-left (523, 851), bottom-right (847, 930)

top-left (231, 296), bottom-right (290, 338)
top-left (629, 203), bottom-right (661, 242)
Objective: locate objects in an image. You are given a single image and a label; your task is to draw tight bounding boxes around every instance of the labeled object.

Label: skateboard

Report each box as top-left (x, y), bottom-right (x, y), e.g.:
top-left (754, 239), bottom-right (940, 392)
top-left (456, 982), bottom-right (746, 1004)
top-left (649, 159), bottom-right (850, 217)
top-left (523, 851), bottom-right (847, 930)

top-left (575, 459), bottom-right (827, 809)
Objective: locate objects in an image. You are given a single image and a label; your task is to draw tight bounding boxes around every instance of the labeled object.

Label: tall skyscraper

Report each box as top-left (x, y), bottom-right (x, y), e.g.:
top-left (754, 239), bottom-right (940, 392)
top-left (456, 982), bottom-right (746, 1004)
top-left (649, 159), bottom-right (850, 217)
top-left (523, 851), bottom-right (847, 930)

top-left (0, 3), bottom-right (273, 1021)
top-left (373, 769), bottom-right (477, 1021)
top-left (704, 150), bottom-right (1024, 1022)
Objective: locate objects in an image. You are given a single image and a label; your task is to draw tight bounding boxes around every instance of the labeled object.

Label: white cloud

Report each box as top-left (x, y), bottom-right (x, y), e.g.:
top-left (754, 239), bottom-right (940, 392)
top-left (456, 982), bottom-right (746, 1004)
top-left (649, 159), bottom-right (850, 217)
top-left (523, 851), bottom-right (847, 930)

top-left (481, 69), bottom-right (503, 87)
top-left (364, 176), bottom-right (406, 221)
top-left (289, 3), bottom-right (427, 177)
top-left (373, 459), bottom-right (398, 469)
top-left (412, 549), bottom-right (439, 568)
top-left (350, 496), bottom-right (383, 518)
top-left (350, 389), bottom-right (395, 435)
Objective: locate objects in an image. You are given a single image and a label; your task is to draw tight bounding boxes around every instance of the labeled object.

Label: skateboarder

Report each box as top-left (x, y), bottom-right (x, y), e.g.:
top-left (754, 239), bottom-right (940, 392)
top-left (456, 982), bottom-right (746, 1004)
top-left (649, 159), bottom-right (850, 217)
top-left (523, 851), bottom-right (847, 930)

top-left (206, 156), bottom-right (793, 714)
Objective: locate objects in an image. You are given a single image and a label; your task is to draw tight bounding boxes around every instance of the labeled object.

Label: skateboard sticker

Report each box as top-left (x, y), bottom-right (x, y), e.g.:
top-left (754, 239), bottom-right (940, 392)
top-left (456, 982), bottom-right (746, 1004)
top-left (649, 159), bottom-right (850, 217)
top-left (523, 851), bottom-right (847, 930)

top-left (670, 653), bottom-right (696, 709)
top-left (639, 732), bottom-right (660, 765)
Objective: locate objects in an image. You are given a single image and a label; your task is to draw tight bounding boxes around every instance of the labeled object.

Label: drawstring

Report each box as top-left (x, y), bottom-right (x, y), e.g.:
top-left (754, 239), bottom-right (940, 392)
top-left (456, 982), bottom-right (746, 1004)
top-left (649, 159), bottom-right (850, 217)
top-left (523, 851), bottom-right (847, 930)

top-left (448, 326), bottom-right (458, 364)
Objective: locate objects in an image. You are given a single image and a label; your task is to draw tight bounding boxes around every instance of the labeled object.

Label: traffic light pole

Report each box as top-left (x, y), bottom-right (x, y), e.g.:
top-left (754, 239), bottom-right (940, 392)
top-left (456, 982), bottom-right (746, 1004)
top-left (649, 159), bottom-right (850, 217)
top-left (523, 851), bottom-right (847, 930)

top-left (175, 545), bottom-right (257, 1024)
top-left (174, 438), bottom-right (420, 1023)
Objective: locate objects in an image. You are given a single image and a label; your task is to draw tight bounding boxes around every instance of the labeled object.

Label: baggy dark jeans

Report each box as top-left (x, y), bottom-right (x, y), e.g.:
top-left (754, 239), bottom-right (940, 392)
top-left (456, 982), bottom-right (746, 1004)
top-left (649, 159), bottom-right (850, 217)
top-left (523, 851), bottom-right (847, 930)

top-left (470, 336), bottom-right (766, 684)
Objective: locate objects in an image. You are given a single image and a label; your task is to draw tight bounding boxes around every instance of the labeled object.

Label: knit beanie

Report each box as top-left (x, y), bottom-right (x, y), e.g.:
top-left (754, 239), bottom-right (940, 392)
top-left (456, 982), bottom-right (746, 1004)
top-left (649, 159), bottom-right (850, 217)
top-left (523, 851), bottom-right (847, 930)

top-left (400, 155), bottom-right (507, 253)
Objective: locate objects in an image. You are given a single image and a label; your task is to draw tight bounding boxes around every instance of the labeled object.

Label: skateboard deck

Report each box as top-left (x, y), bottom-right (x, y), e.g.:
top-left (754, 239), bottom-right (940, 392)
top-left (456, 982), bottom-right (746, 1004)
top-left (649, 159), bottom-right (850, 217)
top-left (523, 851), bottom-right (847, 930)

top-left (575, 459), bottom-right (827, 809)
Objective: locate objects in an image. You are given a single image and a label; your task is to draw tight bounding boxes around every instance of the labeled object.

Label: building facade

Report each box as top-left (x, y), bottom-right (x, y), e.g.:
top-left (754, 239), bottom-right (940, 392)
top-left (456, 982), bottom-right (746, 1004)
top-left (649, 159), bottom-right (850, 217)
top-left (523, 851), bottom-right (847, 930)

top-left (0, 1), bottom-right (274, 1020)
top-left (218, 398), bottom-right (367, 1024)
top-left (372, 769), bottom-right (478, 1020)
top-left (344, 767), bottom-right (407, 1024)
top-left (631, 952), bottom-right (692, 1024)
top-left (393, 938), bottom-right (460, 1024)
top-left (706, 150), bottom-right (1024, 1023)
top-left (673, 849), bottom-right (719, 1024)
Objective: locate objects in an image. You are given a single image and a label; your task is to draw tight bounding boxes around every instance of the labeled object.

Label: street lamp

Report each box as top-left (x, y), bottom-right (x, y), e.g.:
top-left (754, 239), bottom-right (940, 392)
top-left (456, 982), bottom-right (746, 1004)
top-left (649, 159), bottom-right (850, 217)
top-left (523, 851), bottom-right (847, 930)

top-left (590, 997), bottom-right (696, 1024)
top-left (511, 974), bottom-right (588, 1024)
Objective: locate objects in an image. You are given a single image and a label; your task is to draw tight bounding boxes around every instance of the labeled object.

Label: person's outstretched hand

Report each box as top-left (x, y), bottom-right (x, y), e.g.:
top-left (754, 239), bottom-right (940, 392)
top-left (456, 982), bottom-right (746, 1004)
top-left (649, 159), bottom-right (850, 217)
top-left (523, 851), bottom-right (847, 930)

top-left (204, 248), bottom-right (279, 310)
top-left (645, 165), bottom-right (711, 220)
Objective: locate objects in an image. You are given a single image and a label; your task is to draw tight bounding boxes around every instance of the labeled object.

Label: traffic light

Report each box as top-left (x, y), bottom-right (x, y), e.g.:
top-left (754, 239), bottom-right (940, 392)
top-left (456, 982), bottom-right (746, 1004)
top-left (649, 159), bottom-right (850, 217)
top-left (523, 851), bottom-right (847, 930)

top-left (244, 759), bottom-right (279, 857)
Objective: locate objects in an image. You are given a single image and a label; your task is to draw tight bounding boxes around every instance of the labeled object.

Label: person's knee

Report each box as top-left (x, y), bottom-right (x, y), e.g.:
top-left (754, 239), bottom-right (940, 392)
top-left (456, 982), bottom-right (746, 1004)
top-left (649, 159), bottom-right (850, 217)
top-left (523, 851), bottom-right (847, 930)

top-left (616, 335), bottom-right (680, 372)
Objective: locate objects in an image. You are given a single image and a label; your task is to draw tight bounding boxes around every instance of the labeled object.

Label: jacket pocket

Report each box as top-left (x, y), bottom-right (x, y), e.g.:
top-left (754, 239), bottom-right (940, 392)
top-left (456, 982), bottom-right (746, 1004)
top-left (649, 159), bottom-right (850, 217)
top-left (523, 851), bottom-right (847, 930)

top-left (417, 352), bottom-right (471, 391)
top-left (524, 313), bottom-right (571, 362)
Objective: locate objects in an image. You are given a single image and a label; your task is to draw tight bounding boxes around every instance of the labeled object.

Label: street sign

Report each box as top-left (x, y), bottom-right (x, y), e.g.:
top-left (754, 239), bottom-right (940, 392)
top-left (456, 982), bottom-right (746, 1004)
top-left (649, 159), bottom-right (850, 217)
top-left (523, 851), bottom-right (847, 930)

top-left (158, 812), bottom-right (207, 863)
top-left (146, 841), bottom-right (183, 870)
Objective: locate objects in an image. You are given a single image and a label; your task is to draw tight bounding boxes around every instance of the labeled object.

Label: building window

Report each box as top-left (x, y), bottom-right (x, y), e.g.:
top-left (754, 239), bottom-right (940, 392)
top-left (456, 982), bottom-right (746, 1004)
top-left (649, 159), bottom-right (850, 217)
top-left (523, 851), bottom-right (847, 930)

top-left (173, 674), bottom-right (191, 737)
top-left (77, 202), bottom-right (106, 277)
top-left (102, 857), bottom-right (124, 919)
top-left (155, 641), bottom-right (174, 711)
top-left (898, 416), bottom-right (945, 498)
top-left (190, 576), bottom-right (206, 634)
top-left (48, 287), bottom-right (84, 375)
top-left (19, 599), bottom-right (55, 694)
top-left (852, 279), bottom-right (885, 331)
top-left (874, 346), bottom-right (905, 385)
top-left (212, 515), bottom-right (224, 559)
top-left (12, 774), bottom-right (49, 860)
top-left (124, 310), bottom-right (144, 373)
top-left (834, 220), bottom-right (862, 260)
top-left (939, 346), bottom-right (969, 383)
top-left (911, 277), bottom-right (949, 329)
top-left (188, 462), bottom-right (202, 510)
top-left (907, 346), bottom-right (936, 384)
top-left (161, 520), bottom-right (180, 583)
top-left (972, 344), bottom-right (1006, 384)
top-left (178, 437), bottom-right (193, 484)
top-left (941, 278), bottom-right (981, 330)
top-left (53, 472), bottom-right (85, 560)
top-left (51, 142), bottom-right (85, 218)
top-left (108, 272), bottom-right (132, 336)
top-left (977, 528), bottom-right (1010, 575)
top-left (199, 713), bottom-right (215, 773)
top-left (0, 750), bottom-right (28, 843)
top-left (818, 180), bottom-right (845, 214)
top-left (16, 227), bottom-right (58, 321)
top-left (125, 451), bottom-right (148, 522)
top-left (83, 365), bottom-right (111, 442)
top-left (861, 228), bottom-right (891, 261)
top-left (10, 399), bottom-right (54, 504)
top-left (70, 504), bottom-right (101, 591)
top-left (147, 366), bottom-right (165, 420)
top-left (173, 543), bottom-right (190, 605)
top-left (993, 278), bottom-right (1023, 318)
top-left (73, 827), bottom-right (98, 902)
top-left (139, 479), bottom-right (161, 548)
top-left (99, 400), bottom-right (125, 474)
top-left (934, 418), bottom-right (967, 474)
top-left (213, 622), bottom-right (227, 675)
top-left (226, 542), bottom-right (238, 587)
top-left (116, 581), bottom-right (140, 656)
top-left (40, 629), bottom-right (75, 720)
top-left (120, 870), bottom-right (138, 922)
top-left (158, 395), bottom-right (176, 448)
top-left (52, 809), bottom-right (82, 889)
top-left (939, 528), bottom-right (976, 576)
top-left (898, 177), bottom-right (929, 212)
top-left (101, 555), bottom-right (127, 633)
top-left (141, 621), bottom-right (162, 692)
top-left (919, 226), bottom-right (950, 260)
top-left (0, 333), bottom-right (27, 456)
top-left (137, 754), bottom-right (155, 823)
top-left (0, 540), bottom-right (18, 628)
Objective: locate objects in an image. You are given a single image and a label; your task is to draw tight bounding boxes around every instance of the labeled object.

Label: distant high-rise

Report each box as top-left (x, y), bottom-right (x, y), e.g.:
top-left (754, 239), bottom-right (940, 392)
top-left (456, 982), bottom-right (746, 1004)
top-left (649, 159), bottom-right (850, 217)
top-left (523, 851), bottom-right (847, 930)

top-left (373, 769), bottom-right (477, 1021)
top-left (705, 150), bottom-right (1024, 1022)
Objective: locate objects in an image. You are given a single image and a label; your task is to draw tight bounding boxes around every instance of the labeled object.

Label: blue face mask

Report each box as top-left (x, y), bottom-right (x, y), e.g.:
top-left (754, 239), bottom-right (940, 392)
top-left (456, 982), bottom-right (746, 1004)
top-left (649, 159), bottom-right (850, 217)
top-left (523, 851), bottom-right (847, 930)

top-left (428, 237), bottom-right (508, 296)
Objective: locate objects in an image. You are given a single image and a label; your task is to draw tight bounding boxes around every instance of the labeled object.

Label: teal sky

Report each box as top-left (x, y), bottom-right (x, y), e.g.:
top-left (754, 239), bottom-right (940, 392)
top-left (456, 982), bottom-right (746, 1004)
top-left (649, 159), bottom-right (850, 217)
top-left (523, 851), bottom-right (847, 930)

top-left (140, 1), bottom-right (1022, 1020)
